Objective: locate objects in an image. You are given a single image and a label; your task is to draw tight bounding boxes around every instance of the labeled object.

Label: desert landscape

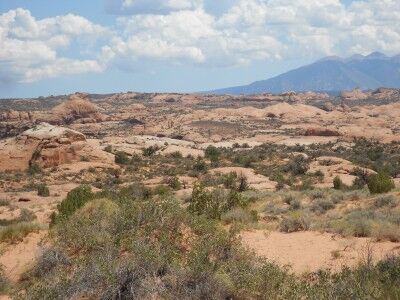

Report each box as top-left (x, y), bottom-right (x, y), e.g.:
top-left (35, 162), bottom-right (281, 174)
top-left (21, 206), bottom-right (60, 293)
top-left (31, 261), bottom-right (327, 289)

top-left (0, 88), bottom-right (399, 298)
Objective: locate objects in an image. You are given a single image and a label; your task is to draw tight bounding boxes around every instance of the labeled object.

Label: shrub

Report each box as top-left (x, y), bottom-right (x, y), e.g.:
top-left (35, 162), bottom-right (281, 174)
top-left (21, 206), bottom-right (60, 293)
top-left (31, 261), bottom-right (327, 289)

top-left (104, 145), bottom-right (113, 153)
top-left (311, 199), bottom-right (335, 214)
top-left (114, 151), bottom-right (130, 165)
top-left (237, 174), bottom-right (249, 192)
top-left (368, 173), bottom-right (395, 194)
top-left (279, 212), bottom-right (310, 233)
top-left (166, 176), bottom-right (181, 190)
top-left (142, 145), bottom-right (159, 157)
top-left (221, 207), bottom-right (257, 224)
top-left (54, 185), bottom-right (94, 222)
top-left (205, 145), bottom-right (220, 162)
top-left (27, 164), bottom-right (42, 176)
top-left (0, 199), bottom-right (10, 207)
top-left (374, 195), bottom-right (398, 208)
top-left (373, 223), bottom-right (400, 242)
top-left (0, 222), bottom-right (41, 243)
top-left (286, 155), bottom-right (310, 175)
top-left (37, 184), bottom-right (50, 197)
top-left (333, 176), bottom-right (344, 190)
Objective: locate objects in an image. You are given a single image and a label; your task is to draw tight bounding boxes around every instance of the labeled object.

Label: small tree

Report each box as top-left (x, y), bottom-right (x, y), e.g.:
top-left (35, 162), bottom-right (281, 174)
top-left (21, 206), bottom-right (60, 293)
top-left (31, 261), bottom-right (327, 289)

top-left (367, 173), bottom-right (395, 194)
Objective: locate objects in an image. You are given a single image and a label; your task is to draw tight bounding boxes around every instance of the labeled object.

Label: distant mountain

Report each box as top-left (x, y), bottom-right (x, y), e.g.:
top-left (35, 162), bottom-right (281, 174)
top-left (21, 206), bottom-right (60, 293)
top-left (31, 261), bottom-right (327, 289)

top-left (209, 52), bottom-right (400, 95)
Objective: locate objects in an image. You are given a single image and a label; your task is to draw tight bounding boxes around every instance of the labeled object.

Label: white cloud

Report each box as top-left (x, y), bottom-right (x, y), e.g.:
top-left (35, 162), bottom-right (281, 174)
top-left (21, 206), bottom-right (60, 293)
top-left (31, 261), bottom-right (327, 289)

top-left (1, 1), bottom-right (400, 84)
top-left (0, 8), bottom-right (107, 83)
top-left (103, 0), bottom-right (400, 70)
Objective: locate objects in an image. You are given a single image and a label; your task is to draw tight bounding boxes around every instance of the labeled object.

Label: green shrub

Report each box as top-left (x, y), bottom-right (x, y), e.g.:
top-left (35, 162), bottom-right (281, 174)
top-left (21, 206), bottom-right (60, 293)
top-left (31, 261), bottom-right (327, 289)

top-left (205, 145), bottom-right (220, 162)
top-left (286, 155), bottom-right (310, 175)
top-left (166, 176), bottom-right (181, 190)
top-left (104, 145), bottom-right (113, 153)
top-left (27, 164), bottom-right (42, 176)
top-left (114, 151), bottom-right (130, 165)
top-left (368, 173), bottom-right (395, 194)
top-left (279, 212), bottom-right (310, 233)
top-left (142, 145), bottom-right (159, 157)
top-left (333, 176), bottom-right (344, 190)
top-left (54, 185), bottom-right (94, 222)
top-left (37, 184), bottom-right (50, 197)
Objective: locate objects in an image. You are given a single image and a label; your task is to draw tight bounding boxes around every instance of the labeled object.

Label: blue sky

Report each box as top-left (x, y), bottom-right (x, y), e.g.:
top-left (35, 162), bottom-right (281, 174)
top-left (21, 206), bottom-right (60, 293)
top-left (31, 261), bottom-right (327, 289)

top-left (0, 0), bottom-right (399, 98)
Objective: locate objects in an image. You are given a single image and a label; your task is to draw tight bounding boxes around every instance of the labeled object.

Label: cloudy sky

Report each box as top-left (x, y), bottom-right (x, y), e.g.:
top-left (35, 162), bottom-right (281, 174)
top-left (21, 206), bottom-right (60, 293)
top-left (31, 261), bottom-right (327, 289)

top-left (0, 0), bottom-right (399, 98)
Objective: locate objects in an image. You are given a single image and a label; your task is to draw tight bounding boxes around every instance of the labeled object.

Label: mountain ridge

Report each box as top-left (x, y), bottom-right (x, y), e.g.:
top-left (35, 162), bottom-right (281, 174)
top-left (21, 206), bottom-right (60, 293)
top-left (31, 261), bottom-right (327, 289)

top-left (208, 52), bottom-right (400, 95)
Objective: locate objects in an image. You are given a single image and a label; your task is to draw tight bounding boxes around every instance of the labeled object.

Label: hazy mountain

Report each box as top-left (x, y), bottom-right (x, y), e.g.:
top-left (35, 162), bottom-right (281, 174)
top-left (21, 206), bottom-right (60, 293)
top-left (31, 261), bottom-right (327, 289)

top-left (209, 52), bottom-right (400, 95)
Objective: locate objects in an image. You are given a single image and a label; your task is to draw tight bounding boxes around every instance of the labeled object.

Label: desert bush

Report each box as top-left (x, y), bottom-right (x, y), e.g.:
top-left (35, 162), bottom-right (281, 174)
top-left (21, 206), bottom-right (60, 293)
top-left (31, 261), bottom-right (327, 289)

top-left (283, 194), bottom-right (302, 210)
top-left (308, 189), bottom-right (326, 200)
top-left (285, 155), bottom-right (310, 175)
top-left (166, 176), bottom-right (181, 190)
top-left (373, 223), bottom-right (400, 242)
top-left (374, 195), bottom-right (398, 208)
top-left (114, 151), bottom-right (130, 165)
top-left (0, 199), bottom-right (10, 207)
top-left (103, 145), bottom-right (113, 153)
top-left (368, 172), bottom-right (395, 194)
top-left (37, 184), bottom-right (50, 197)
top-left (279, 212), bottom-right (310, 233)
top-left (221, 207), bottom-right (257, 225)
top-left (188, 184), bottom-right (246, 220)
top-left (53, 185), bottom-right (94, 223)
top-left (237, 174), bottom-right (249, 192)
top-left (153, 185), bottom-right (171, 196)
top-left (0, 268), bottom-right (9, 294)
top-left (205, 145), bottom-right (221, 162)
top-left (27, 164), bottom-right (42, 176)
top-left (311, 199), bottom-right (335, 214)
top-left (193, 158), bottom-right (207, 173)
top-left (0, 222), bottom-right (41, 243)
top-left (142, 145), bottom-right (159, 157)
top-left (333, 176), bottom-right (344, 190)
top-left (23, 190), bottom-right (400, 299)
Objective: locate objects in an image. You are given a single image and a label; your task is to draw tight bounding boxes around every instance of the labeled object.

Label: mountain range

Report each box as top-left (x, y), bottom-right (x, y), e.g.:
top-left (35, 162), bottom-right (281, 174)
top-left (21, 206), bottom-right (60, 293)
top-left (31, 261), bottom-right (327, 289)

top-left (209, 52), bottom-right (400, 95)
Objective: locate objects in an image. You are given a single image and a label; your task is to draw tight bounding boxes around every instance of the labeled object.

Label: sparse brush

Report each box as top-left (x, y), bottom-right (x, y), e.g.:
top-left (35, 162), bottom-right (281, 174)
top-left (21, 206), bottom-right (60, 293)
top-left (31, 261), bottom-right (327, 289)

top-left (279, 212), bottom-right (310, 233)
top-left (374, 195), bottom-right (398, 208)
top-left (0, 222), bottom-right (41, 243)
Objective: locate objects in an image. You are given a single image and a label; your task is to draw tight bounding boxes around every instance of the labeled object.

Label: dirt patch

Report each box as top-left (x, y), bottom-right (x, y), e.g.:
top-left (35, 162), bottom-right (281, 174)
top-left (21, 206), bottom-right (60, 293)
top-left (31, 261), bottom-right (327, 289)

top-left (242, 230), bottom-right (400, 274)
top-left (0, 231), bottom-right (47, 282)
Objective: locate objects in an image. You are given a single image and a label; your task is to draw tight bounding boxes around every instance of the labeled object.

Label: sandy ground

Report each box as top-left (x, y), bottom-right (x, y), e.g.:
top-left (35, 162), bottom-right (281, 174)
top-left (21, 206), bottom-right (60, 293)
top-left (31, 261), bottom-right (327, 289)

top-left (242, 230), bottom-right (400, 274)
top-left (0, 231), bottom-right (46, 282)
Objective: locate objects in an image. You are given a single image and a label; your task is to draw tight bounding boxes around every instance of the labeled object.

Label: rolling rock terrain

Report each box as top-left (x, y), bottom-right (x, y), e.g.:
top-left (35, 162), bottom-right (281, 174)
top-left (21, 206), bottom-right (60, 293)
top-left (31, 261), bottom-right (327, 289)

top-left (1, 88), bottom-right (400, 298)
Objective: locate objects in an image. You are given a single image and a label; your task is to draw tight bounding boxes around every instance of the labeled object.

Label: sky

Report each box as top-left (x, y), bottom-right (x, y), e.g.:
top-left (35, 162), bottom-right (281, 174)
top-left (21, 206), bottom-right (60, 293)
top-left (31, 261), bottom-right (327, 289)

top-left (0, 0), bottom-right (399, 98)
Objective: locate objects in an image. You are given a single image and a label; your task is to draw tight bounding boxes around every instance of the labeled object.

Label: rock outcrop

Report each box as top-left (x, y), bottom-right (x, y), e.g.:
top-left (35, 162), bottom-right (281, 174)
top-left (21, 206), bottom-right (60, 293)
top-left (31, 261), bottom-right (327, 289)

top-left (0, 123), bottom-right (113, 171)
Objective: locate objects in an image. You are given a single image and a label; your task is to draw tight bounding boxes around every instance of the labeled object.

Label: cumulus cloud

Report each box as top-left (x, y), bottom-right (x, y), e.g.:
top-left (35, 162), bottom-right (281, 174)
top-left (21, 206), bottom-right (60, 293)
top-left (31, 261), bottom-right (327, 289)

top-left (1, 1), bottom-right (400, 83)
top-left (0, 8), bottom-right (107, 83)
top-left (102, 0), bottom-right (400, 70)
